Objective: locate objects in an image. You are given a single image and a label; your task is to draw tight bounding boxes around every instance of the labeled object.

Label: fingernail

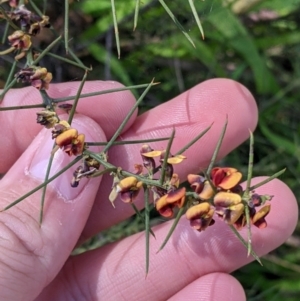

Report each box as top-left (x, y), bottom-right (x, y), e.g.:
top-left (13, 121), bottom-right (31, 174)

top-left (28, 117), bottom-right (102, 201)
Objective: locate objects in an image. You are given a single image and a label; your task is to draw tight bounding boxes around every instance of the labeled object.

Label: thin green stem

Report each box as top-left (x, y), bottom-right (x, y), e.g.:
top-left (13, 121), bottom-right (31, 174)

top-left (249, 169), bottom-right (286, 191)
top-left (158, 0), bottom-right (195, 48)
top-left (188, 0), bottom-right (204, 39)
top-left (68, 71), bottom-right (88, 125)
top-left (39, 89), bottom-right (54, 108)
top-left (245, 132), bottom-right (254, 195)
top-left (86, 137), bottom-right (170, 146)
top-left (144, 186), bottom-right (150, 275)
top-left (39, 148), bottom-right (55, 224)
top-left (29, 0), bottom-right (43, 16)
top-left (244, 204), bottom-right (252, 256)
top-left (65, 47), bottom-right (91, 70)
top-left (85, 150), bottom-right (165, 189)
top-left (244, 132), bottom-right (254, 255)
top-left (3, 59), bottom-right (17, 89)
top-left (0, 78), bottom-right (17, 100)
top-left (157, 205), bottom-right (186, 252)
top-left (88, 167), bottom-right (116, 178)
top-left (229, 225), bottom-right (262, 265)
top-left (207, 118), bottom-right (228, 176)
top-left (35, 50), bottom-right (91, 70)
top-left (0, 6), bottom-right (19, 30)
top-left (52, 82), bottom-right (159, 103)
top-left (130, 203), bottom-right (155, 238)
top-left (64, 0), bottom-right (69, 53)
top-left (0, 104), bottom-right (44, 111)
top-left (42, 0), bottom-right (47, 14)
top-left (175, 123), bottom-right (212, 155)
top-left (32, 35), bottom-right (62, 65)
top-left (103, 79), bottom-right (156, 153)
top-left (1, 7), bottom-right (11, 44)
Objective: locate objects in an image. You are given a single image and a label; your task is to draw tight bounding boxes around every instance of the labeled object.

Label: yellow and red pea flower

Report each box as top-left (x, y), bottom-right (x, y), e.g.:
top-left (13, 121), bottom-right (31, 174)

top-left (140, 144), bottom-right (157, 173)
top-left (187, 174), bottom-right (205, 194)
top-left (55, 128), bottom-right (85, 157)
top-left (155, 187), bottom-right (186, 218)
top-left (214, 190), bottom-right (272, 230)
top-left (187, 175), bottom-right (215, 201)
top-left (211, 167), bottom-right (242, 190)
top-left (214, 191), bottom-right (245, 225)
top-left (109, 176), bottom-right (143, 205)
top-left (251, 204), bottom-right (271, 229)
top-left (186, 202), bottom-right (215, 232)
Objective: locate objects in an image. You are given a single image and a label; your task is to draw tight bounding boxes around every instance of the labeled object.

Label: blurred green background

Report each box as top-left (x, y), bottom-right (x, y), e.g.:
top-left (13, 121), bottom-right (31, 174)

top-left (1, 0), bottom-right (300, 300)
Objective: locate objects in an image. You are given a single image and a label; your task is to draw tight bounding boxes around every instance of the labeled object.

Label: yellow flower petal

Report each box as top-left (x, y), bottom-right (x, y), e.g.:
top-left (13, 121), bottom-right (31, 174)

top-left (214, 191), bottom-right (242, 207)
top-left (142, 150), bottom-right (162, 157)
top-left (167, 155), bottom-right (186, 164)
top-left (199, 181), bottom-right (214, 200)
top-left (186, 202), bottom-right (210, 220)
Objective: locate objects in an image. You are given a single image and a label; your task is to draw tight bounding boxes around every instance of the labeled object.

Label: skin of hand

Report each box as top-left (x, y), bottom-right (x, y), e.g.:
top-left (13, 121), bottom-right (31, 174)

top-left (0, 78), bottom-right (298, 301)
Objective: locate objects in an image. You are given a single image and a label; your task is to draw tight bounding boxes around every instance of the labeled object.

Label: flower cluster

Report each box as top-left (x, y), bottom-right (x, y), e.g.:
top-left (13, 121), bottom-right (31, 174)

top-left (36, 108), bottom-right (99, 186)
top-left (0, 4), bottom-right (52, 88)
top-left (1, 4), bottom-right (50, 35)
top-left (51, 120), bottom-right (85, 157)
top-left (109, 144), bottom-right (186, 210)
top-left (187, 167), bottom-right (272, 231)
top-left (37, 110), bottom-right (86, 157)
top-left (109, 144), bottom-right (272, 234)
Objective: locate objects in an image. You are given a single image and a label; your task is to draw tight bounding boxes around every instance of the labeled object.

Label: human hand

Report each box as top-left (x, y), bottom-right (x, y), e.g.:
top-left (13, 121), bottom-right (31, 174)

top-left (0, 79), bottom-right (297, 301)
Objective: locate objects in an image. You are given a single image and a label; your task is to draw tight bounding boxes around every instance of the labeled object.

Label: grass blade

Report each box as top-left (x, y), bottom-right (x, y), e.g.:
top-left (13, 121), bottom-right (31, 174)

top-left (158, 0), bottom-right (195, 48)
top-left (188, 0), bottom-right (204, 39)
top-left (111, 0), bottom-right (121, 58)
top-left (133, 0), bottom-right (141, 31)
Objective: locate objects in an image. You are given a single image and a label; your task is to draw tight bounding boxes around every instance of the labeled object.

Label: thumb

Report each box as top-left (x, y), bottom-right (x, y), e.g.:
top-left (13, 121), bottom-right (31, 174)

top-left (0, 114), bottom-right (105, 301)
